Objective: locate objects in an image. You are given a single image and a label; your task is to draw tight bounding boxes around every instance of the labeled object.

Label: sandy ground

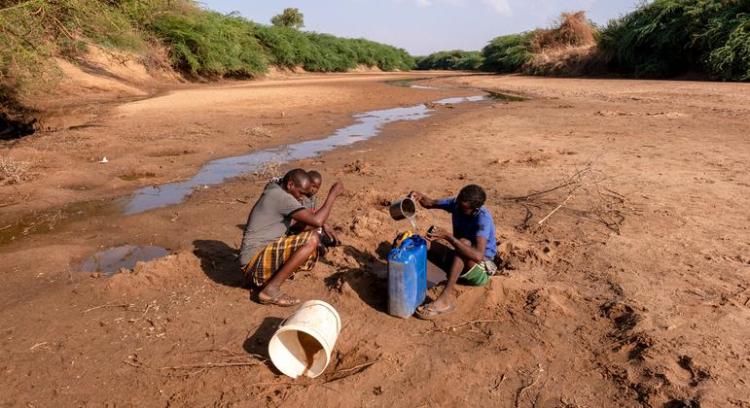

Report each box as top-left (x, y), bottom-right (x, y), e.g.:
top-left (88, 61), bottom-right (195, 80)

top-left (1, 72), bottom-right (749, 407)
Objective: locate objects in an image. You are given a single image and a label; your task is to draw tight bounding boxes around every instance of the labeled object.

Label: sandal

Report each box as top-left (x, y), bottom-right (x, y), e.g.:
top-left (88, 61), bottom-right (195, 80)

top-left (257, 291), bottom-right (301, 307)
top-left (415, 302), bottom-right (456, 320)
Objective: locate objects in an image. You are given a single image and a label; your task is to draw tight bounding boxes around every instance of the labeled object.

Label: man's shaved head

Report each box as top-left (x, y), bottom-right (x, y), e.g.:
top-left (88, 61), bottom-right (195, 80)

top-left (308, 170), bottom-right (322, 185)
top-left (281, 168), bottom-right (311, 200)
top-left (282, 168), bottom-right (310, 187)
top-left (306, 170), bottom-right (323, 198)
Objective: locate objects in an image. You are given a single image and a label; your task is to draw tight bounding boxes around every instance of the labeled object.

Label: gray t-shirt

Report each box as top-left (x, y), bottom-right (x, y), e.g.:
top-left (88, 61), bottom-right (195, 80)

top-left (302, 195), bottom-right (318, 210)
top-left (239, 182), bottom-right (305, 265)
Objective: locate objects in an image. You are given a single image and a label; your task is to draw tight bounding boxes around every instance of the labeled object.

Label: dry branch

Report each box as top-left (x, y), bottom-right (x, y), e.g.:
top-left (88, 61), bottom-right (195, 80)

top-left (504, 167), bottom-right (591, 202)
top-left (83, 304), bottom-right (132, 313)
top-left (536, 191), bottom-right (576, 226)
top-left (160, 361), bottom-right (259, 371)
top-left (323, 360), bottom-right (379, 383)
top-left (515, 366), bottom-right (543, 408)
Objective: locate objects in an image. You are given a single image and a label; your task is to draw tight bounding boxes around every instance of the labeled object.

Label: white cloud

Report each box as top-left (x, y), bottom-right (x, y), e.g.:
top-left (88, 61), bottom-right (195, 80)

top-left (416, 0), bottom-right (432, 6)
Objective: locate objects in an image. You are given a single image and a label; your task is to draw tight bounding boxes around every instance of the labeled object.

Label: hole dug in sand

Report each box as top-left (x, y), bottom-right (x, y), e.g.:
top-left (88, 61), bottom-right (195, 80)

top-left (81, 245), bottom-right (169, 276)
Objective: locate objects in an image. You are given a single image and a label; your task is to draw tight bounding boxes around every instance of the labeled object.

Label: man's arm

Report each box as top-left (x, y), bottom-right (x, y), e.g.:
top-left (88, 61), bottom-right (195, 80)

top-left (409, 191), bottom-right (438, 209)
top-left (291, 182), bottom-right (344, 228)
top-left (448, 235), bottom-right (487, 263)
top-left (428, 227), bottom-right (486, 263)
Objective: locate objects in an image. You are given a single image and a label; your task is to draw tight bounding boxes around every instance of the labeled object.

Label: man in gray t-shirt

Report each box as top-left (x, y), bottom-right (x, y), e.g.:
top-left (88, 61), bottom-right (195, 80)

top-left (239, 181), bottom-right (306, 265)
top-left (240, 168), bottom-right (344, 307)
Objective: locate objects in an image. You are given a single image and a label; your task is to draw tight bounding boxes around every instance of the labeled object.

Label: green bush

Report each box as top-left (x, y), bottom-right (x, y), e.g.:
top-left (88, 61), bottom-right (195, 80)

top-left (481, 32), bottom-right (535, 72)
top-left (0, 0), bottom-right (159, 99)
top-left (150, 11), bottom-right (267, 77)
top-left (0, 0), bottom-right (415, 98)
top-left (415, 50), bottom-right (484, 70)
top-left (252, 24), bottom-right (414, 72)
top-left (599, 0), bottom-right (750, 80)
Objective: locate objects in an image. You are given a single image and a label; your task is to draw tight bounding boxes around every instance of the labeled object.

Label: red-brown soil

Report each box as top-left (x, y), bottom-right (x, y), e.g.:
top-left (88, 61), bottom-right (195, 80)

top-left (1, 73), bottom-right (749, 407)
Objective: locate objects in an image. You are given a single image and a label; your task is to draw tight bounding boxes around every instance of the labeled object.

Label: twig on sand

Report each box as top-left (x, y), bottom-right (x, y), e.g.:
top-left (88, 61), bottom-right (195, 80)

top-left (426, 319), bottom-right (500, 334)
top-left (122, 359), bottom-right (141, 368)
top-left (29, 342), bottom-right (48, 351)
top-left (160, 361), bottom-right (259, 371)
top-left (325, 360), bottom-right (379, 383)
top-left (142, 303), bottom-right (152, 317)
top-left (422, 320), bottom-right (500, 344)
top-left (333, 360), bottom-right (378, 375)
top-left (491, 373), bottom-right (507, 391)
top-left (536, 191), bottom-right (576, 227)
top-left (83, 304), bottom-right (132, 313)
top-left (515, 365), bottom-right (543, 408)
top-left (504, 167), bottom-right (591, 202)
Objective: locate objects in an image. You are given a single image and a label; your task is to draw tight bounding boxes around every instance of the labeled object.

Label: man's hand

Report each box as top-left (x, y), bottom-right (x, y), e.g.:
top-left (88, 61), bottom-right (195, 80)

top-left (322, 224), bottom-right (340, 246)
top-left (330, 182), bottom-right (345, 197)
top-left (409, 191), bottom-right (431, 208)
top-left (426, 226), bottom-right (451, 241)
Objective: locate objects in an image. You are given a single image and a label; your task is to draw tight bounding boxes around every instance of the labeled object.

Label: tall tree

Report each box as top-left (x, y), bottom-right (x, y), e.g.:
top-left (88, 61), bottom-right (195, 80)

top-left (271, 8), bottom-right (304, 29)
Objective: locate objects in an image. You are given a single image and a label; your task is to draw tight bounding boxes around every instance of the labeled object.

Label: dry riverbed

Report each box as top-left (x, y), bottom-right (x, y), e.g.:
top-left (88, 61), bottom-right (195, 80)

top-left (1, 72), bottom-right (749, 407)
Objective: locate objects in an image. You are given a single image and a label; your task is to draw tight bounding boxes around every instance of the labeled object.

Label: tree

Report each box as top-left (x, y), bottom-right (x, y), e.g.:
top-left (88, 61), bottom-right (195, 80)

top-left (271, 8), bottom-right (304, 29)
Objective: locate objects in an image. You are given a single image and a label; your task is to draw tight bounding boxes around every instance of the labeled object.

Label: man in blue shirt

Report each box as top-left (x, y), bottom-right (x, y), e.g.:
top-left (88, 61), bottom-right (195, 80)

top-left (410, 184), bottom-right (497, 319)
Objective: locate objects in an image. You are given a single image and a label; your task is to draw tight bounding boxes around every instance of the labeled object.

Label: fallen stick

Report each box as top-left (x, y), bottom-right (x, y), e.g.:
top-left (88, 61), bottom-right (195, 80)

top-left (332, 360), bottom-right (378, 375)
top-left (492, 373), bottom-right (507, 391)
top-left (122, 360), bottom-right (141, 368)
top-left (142, 303), bottom-right (152, 317)
top-left (426, 319), bottom-right (500, 334)
top-left (160, 361), bottom-right (259, 371)
top-left (324, 360), bottom-right (379, 383)
top-left (504, 167), bottom-right (591, 202)
top-left (29, 342), bottom-right (47, 351)
top-left (514, 369), bottom-right (541, 408)
top-left (536, 188), bottom-right (579, 227)
top-left (83, 304), bottom-right (132, 313)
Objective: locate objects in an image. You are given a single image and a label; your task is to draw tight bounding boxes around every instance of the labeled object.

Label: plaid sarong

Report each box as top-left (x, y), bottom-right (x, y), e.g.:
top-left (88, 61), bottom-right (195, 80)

top-left (242, 231), bottom-right (318, 287)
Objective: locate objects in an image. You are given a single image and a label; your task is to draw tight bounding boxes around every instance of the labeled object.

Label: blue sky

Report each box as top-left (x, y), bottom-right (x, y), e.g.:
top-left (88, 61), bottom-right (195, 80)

top-left (201, 0), bottom-right (641, 55)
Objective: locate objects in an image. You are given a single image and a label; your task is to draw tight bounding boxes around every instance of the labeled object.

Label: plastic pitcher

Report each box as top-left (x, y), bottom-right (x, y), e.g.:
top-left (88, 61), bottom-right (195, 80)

top-left (387, 235), bottom-right (428, 318)
top-left (268, 300), bottom-right (342, 379)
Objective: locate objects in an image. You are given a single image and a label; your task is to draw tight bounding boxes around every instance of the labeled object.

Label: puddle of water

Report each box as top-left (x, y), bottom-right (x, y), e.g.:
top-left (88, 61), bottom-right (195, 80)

top-left (486, 91), bottom-right (527, 102)
top-left (386, 78), bottom-right (431, 87)
top-left (123, 95), bottom-right (488, 215)
top-left (80, 245), bottom-right (169, 275)
top-left (385, 78), bottom-right (440, 90)
top-left (0, 199), bottom-right (117, 246)
top-left (410, 84), bottom-right (438, 90)
top-left (434, 95), bottom-right (486, 105)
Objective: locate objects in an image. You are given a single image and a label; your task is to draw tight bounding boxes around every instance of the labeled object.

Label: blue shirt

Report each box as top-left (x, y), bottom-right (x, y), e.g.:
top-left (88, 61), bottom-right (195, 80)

top-left (435, 197), bottom-right (497, 260)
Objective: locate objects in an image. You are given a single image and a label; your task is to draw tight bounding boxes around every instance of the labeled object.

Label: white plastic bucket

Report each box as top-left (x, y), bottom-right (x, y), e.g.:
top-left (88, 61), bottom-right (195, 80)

top-left (268, 300), bottom-right (342, 379)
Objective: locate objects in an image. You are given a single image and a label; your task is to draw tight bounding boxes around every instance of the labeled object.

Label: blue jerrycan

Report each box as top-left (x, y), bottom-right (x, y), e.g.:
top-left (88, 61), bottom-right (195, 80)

top-left (387, 235), bottom-right (428, 318)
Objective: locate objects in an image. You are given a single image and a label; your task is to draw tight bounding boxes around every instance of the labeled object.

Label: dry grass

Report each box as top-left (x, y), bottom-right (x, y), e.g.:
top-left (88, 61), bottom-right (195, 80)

top-left (527, 44), bottom-right (601, 76)
top-left (524, 11), bottom-right (602, 76)
top-left (0, 156), bottom-right (30, 185)
top-left (531, 12), bottom-right (596, 53)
